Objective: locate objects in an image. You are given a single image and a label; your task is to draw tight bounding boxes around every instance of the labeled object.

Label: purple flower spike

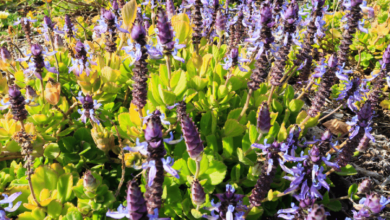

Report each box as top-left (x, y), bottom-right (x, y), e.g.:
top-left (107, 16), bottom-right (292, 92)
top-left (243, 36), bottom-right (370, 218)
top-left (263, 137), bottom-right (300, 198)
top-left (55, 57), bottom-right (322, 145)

top-left (166, 0), bottom-right (176, 19)
top-left (127, 180), bottom-right (148, 220)
top-left (215, 9), bottom-right (226, 36)
top-left (112, 0), bottom-right (119, 11)
top-left (259, 2), bottom-right (273, 25)
top-left (64, 15), bottom-right (75, 38)
top-left (77, 92), bottom-right (102, 124)
top-left (43, 16), bottom-right (55, 30)
top-left (0, 47), bottom-right (12, 62)
top-left (257, 102), bottom-right (271, 134)
top-left (156, 8), bottom-right (174, 51)
top-left (191, 179), bottom-right (206, 205)
top-left (8, 85), bottom-right (28, 122)
top-left (307, 204), bottom-right (327, 220)
top-left (358, 179), bottom-right (372, 194)
top-left (181, 114), bottom-right (204, 161)
top-left (212, 184), bottom-right (246, 220)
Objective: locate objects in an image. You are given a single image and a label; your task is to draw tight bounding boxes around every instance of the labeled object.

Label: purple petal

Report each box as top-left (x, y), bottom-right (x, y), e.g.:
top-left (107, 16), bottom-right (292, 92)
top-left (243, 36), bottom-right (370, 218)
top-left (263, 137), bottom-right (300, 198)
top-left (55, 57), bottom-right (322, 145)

top-left (147, 161), bottom-right (157, 186)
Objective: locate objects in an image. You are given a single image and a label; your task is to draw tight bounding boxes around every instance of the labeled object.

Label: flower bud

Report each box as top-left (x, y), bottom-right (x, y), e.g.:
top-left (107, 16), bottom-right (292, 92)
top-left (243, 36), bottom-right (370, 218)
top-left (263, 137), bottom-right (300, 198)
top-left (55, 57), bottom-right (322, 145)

top-left (43, 16), bottom-right (55, 30)
top-left (298, 197), bottom-right (316, 208)
top-left (310, 146), bottom-right (321, 163)
top-left (31, 44), bottom-right (43, 56)
top-left (215, 9), bottom-right (226, 37)
top-left (382, 44), bottom-right (390, 66)
top-left (156, 8), bottom-right (174, 49)
top-left (191, 179), bottom-right (206, 205)
top-left (25, 85), bottom-right (37, 100)
top-left (166, 0), bottom-right (176, 19)
top-left (91, 123), bottom-right (115, 153)
top-left (257, 102), bottom-right (271, 134)
top-left (44, 78), bottom-right (61, 105)
top-left (307, 204), bottom-right (326, 220)
top-left (83, 170), bottom-right (98, 191)
top-left (9, 85), bottom-right (21, 98)
top-left (112, 0), bottom-right (119, 11)
top-left (0, 46), bottom-right (12, 62)
top-left (181, 114), bottom-right (204, 161)
top-left (131, 20), bottom-right (147, 42)
top-left (103, 10), bottom-right (116, 21)
top-left (259, 3), bottom-right (273, 25)
top-left (358, 179), bottom-right (371, 194)
top-left (54, 34), bottom-right (65, 50)
top-left (127, 180), bottom-right (148, 219)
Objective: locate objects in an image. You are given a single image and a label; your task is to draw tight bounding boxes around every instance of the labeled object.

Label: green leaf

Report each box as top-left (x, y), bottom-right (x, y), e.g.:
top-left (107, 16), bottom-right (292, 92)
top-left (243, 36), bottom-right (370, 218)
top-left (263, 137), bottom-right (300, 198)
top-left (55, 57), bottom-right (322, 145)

top-left (277, 123), bottom-right (288, 142)
top-left (44, 143), bottom-right (60, 160)
top-left (237, 148), bottom-right (254, 166)
top-left (47, 200), bottom-right (63, 218)
top-left (57, 173), bottom-right (74, 203)
top-left (246, 206), bottom-right (264, 220)
top-left (222, 119), bottom-right (245, 138)
top-left (158, 84), bottom-right (176, 105)
top-left (348, 183), bottom-right (358, 198)
top-left (173, 71), bottom-right (187, 98)
top-left (288, 99), bottom-right (304, 113)
top-left (159, 64), bottom-right (169, 86)
top-left (31, 166), bottom-right (59, 193)
top-left (191, 209), bottom-right (203, 218)
top-left (322, 191), bottom-right (330, 204)
top-left (191, 76), bottom-right (208, 91)
top-left (249, 124), bottom-right (258, 144)
top-left (336, 164), bottom-right (357, 176)
top-left (58, 137), bottom-right (77, 153)
top-left (222, 137), bottom-right (234, 158)
top-left (296, 110), bottom-right (308, 124)
top-left (272, 99), bottom-right (283, 114)
top-left (199, 160), bottom-right (227, 185)
top-left (74, 128), bottom-right (93, 143)
top-left (325, 200), bottom-right (342, 212)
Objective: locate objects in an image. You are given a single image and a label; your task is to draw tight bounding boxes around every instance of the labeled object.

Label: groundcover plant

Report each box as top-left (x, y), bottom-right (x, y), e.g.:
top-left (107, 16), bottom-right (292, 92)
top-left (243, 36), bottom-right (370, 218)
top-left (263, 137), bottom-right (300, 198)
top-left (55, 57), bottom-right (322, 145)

top-left (0, 0), bottom-right (390, 219)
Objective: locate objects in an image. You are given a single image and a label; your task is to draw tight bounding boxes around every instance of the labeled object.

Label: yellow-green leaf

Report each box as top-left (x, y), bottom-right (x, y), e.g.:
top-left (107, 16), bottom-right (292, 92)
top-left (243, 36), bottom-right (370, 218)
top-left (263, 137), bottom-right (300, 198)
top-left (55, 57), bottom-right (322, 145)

top-left (121, 0), bottom-right (137, 29)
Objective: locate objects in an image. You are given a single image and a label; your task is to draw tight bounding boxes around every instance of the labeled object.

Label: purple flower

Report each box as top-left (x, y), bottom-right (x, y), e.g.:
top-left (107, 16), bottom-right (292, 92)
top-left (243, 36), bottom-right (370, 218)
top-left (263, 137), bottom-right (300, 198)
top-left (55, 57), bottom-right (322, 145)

top-left (257, 102), bottom-right (271, 134)
top-left (156, 8), bottom-right (175, 50)
top-left (142, 157), bottom-right (179, 186)
top-left (359, 193), bottom-right (390, 214)
top-left (306, 204), bottom-right (328, 220)
top-left (14, 17), bottom-right (36, 25)
top-left (222, 48), bottom-right (249, 72)
top-left (77, 92), bottom-right (101, 124)
top-left (146, 39), bottom-right (185, 62)
top-left (0, 192), bottom-right (22, 213)
top-left (191, 179), bottom-right (206, 205)
top-left (16, 44), bottom-right (58, 80)
top-left (63, 15), bottom-right (77, 38)
top-left (94, 11), bottom-right (129, 35)
top-left (69, 42), bottom-right (96, 76)
top-left (131, 20), bottom-right (147, 42)
top-left (277, 202), bottom-right (300, 219)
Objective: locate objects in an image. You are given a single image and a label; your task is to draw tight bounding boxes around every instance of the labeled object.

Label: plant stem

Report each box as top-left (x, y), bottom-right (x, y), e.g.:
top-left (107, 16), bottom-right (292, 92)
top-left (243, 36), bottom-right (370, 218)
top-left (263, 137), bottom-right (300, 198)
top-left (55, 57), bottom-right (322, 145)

top-left (40, 79), bottom-right (45, 100)
top-left (256, 133), bottom-right (263, 142)
top-left (48, 30), bottom-right (61, 82)
top-left (237, 89), bottom-right (253, 122)
top-left (217, 36), bottom-right (222, 50)
top-left (319, 104), bottom-right (343, 122)
top-left (194, 160), bottom-right (200, 180)
top-left (267, 86), bottom-right (275, 106)
top-left (28, 170), bottom-right (41, 207)
top-left (106, 115), bottom-right (126, 198)
top-left (165, 55), bottom-right (172, 90)
top-left (298, 115), bottom-right (311, 129)
top-left (297, 80), bottom-right (314, 100)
